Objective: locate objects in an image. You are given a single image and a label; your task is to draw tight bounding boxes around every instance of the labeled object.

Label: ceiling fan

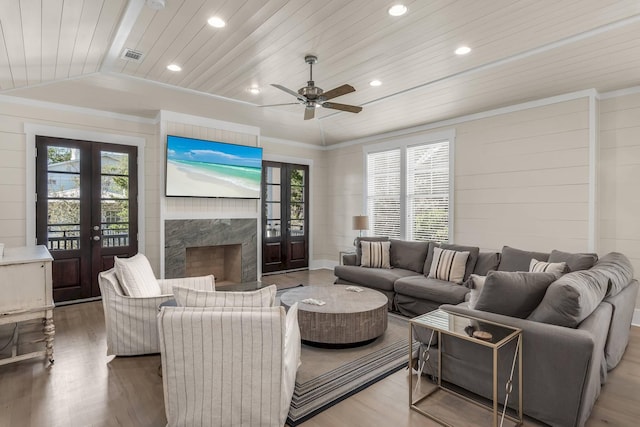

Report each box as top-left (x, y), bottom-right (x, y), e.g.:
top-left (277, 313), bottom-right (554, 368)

top-left (261, 55), bottom-right (363, 120)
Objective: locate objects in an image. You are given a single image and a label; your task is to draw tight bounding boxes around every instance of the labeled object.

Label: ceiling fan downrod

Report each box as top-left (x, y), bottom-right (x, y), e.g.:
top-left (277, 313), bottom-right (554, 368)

top-left (305, 55), bottom-right (318, 87)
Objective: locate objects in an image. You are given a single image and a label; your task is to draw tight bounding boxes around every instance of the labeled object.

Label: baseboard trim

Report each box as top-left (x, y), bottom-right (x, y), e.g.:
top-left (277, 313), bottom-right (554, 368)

top-left (310, 259), bottom-right (338, 270)
top-left (633, 309), bottom-right (640, 327)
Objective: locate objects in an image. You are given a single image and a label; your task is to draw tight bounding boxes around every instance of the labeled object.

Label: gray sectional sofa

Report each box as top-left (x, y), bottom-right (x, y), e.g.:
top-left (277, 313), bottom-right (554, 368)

top-left (333, 238), bottom-right (639, 427)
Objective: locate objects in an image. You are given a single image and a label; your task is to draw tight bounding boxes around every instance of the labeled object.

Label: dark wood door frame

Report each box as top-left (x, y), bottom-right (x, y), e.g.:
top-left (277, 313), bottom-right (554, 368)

top-left (262, 161), bottom-right (309, 274)
top-left (35, 136), bottom-right (138, 302)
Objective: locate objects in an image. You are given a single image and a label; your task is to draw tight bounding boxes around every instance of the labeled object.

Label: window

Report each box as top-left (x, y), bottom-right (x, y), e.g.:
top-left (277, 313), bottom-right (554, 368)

top-left (365, 134), bottom-right (452, 242)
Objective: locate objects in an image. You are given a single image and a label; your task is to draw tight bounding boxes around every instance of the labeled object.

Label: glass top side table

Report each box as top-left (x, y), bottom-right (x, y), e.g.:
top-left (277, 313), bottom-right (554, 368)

top-left (409, 309), bottom-right (523, 427)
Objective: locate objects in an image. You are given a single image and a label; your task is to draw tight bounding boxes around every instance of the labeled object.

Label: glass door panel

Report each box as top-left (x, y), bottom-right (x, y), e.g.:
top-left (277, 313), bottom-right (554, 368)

top-left (100, 151), bottom-right (130, 248)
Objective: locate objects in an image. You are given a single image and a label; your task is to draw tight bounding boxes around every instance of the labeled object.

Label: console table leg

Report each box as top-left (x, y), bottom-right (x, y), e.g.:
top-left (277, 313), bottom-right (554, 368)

top-left (43, 317), bottom-right (55, 364)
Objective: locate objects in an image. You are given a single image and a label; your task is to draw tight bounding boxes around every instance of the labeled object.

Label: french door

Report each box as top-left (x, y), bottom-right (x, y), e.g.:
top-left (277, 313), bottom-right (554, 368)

top-left (262, 161), bottom-right (309, 273)
top-left (35, 136), bottom-right (138, 303)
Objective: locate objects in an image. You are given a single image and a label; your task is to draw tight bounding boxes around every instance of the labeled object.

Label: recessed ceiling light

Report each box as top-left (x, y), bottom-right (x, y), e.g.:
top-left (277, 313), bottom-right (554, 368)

top-left (167, 63), bottom-right (181, 72)
top-left (248, 87), bottom-right (261, 95)
top-left (388, 4), bottom-right (407, 16)
top-left (455, 46), bottom-right (471, 55)
top-left (369, 80), bottom-right (382, 87)
top-left (208, 16), bottom-right (226, 28)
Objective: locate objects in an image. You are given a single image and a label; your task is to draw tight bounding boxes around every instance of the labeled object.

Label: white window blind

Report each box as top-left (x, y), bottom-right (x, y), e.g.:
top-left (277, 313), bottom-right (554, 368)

top-left (365, 139), bottom-right (450, 242)
top-left (367, 149), bottom-right (401, 238)
top-left (407, 141), bottom-right (449, 241)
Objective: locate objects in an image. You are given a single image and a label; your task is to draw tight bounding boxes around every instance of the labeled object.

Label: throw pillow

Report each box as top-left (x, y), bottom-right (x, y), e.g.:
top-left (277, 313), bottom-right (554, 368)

top-left (361, 241), bottom-right (391, 269)
top-left (528, 269), bottom-right (609, 327)
top-left (473, 271), bottom-right (557, 318)
top-left (548, 249), bottom-right (598, 272)
top-left (497, 246), bottom-right (550, 272)
top-left (467, 274), bottom-right (486, 309)
top-left (173, 284), bottom-right (277, 307)
top-left (473, 252), bottom-right (501, 276)
top-left (114, 253), bottom-right (161, 297)
top-left (423, 243), bottom-right (480, 281)
top-left (428, 247), bottom-right (470, 284)
top-left (389, 239), bottom-right (430, 272)
top-left (529, 259), bottom-right (567, 276)
top-left (355, 236), bottom-right (389, 266)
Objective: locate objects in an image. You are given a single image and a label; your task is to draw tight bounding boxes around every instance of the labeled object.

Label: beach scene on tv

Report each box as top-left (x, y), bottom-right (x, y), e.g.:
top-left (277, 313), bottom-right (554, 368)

top-left (166, 136), bottom-right (262, 198)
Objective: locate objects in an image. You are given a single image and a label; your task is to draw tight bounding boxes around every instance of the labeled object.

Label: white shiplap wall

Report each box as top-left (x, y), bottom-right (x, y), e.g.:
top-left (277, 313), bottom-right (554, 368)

top-left (454, 98), bottom-right (591, 252)
top-left (599, 92), bottom-right (640, 308)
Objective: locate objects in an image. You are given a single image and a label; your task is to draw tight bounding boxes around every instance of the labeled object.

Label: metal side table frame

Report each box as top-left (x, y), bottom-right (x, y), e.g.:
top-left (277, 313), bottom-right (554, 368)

top-left (409, 309), bottom-right (523, 427)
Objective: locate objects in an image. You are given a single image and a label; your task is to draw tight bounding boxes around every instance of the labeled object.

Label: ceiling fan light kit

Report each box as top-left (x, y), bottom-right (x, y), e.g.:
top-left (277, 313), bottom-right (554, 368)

top-left (261, 55), bottom-right (363, 120)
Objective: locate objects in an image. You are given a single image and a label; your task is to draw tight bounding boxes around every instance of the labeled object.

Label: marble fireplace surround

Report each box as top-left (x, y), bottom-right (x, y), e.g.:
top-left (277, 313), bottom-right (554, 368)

top-left (164, 219), bottom-right (258, 282)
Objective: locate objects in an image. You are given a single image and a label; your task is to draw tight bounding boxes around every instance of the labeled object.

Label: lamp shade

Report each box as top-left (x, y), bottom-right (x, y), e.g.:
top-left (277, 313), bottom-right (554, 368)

top-left (352, 215), bottom-right (369, 231)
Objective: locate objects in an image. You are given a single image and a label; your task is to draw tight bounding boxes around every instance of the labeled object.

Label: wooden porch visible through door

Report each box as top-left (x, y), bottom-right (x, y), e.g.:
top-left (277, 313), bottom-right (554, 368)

top-left (35, 136), bottom-right (138, 303)
top-left (262, 161), bottom-right (309, 274)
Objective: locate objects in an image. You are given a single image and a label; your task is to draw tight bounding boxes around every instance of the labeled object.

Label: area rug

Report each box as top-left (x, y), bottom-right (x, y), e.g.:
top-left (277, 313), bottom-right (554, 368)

top-left (286, 313), bottom-right (418, 426)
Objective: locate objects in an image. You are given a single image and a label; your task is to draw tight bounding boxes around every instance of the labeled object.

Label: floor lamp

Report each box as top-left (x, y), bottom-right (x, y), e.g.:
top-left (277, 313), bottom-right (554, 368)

top-left (352, 215), bottom-right (369, 247)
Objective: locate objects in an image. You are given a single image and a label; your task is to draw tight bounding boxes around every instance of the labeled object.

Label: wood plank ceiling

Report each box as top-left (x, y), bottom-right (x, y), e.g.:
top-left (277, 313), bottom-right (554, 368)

top-left (1, 0), bottom-right (640, 145)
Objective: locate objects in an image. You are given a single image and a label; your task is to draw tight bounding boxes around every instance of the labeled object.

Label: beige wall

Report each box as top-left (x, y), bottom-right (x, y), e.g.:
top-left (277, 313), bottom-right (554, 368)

top-left (599, 92), bottom-right (640, 307)
top-left (454, 98), bottom-right (591, 252)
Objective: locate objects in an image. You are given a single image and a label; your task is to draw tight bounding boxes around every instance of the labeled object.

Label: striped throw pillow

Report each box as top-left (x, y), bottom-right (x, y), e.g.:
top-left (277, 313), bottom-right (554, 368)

top-left (428, 247), bottom-right (469, 284)
top-left (173, 284), bottom-right (277, 307)
top-left (529, 259), bottom-right (567, 276)
top-left (114, 253), bottom-right (161, 297)
top-left (360, 241), bottom-right (391, 269)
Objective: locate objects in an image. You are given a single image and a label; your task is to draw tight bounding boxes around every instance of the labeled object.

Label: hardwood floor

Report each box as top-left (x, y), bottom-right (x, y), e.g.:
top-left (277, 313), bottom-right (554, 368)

top-left (0, 269), bottom-right (638, 427)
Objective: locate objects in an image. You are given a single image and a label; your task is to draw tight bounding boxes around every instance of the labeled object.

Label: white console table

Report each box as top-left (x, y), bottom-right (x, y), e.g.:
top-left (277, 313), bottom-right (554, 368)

top-left (0, 245), bottom-right (55, 366)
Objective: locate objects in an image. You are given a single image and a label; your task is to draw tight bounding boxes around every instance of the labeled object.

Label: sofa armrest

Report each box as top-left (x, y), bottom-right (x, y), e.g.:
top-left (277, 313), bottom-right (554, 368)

top-left (157, 275), bottom-right (215, 294)
top-left (440, 303), bottom-right (611, 427)
top-left (343, 253), bottom-right (357, 266)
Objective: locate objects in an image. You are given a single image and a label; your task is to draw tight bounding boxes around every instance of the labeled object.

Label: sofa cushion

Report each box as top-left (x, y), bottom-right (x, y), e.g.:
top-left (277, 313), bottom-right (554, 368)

top-left (529, 259), bottom-right (567, 276)
top-left (333, 265), bottom-right (420, 292)
top-left (389, 239), bottom-right (429, 273)
top-left (173, 285), bottom-right (277, 307)
top-left (428, 247), bottom-right (469, 284)
top-left (548, 250), bottom-right (598, 272)
top-left (474, 271), bottom-right (557, 318)
top-left (114, 253), bottom-right (161, 297)
top-left (528, 270), bottom-right (609, 327)
top-left (394, 276), bottom-right (469, 305)
top-left (423, 243), bottom-right (479, 281)
top-left (473, 252), bottom-right (501, 275)
top-left (497, 246), bottom-right (550, 272)
top-left (361, 241), bottom-right (391, 268)
top-left (355, 236), bottom-right (389, 266)
top-left (591, 252), bottom-right (634, 297)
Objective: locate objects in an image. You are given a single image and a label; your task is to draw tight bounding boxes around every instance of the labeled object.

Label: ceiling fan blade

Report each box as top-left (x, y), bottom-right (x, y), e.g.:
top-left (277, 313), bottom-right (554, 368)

top-left (322, 84), bottom-right (355, 100)
top-left (271, 84), bottom-right (307, 101)
top-left (322, 102), bottom-right (362, 114)
top-left (258, 102), bottom-right (300, 107)
top-left (304, 106), bottom-right (315, 120)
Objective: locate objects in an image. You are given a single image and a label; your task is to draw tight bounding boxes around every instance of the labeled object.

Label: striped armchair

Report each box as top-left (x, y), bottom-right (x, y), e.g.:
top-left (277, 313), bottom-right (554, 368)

top-left (98, 268), bottom-right (214, 356)
top-left (158, 304), bottom-right (301, 427)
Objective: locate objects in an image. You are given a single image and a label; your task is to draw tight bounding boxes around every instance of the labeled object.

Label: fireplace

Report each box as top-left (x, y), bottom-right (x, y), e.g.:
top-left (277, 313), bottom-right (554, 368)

top-left (164, 219), bottom-right (257, 284)
top-left (185, 244), bottom-right (242, 285)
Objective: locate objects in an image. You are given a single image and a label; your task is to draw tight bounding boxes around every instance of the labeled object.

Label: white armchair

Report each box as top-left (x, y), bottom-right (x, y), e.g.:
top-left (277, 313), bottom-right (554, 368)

top-left (158, 304), bottom-right (301, 427)
top-left (98, 268), bottom-right (214, 356)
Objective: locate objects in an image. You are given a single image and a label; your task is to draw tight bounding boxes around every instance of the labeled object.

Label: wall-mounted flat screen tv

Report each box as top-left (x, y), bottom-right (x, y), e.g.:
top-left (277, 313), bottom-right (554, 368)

top-left (165, 135), bottom-right (263, 199)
